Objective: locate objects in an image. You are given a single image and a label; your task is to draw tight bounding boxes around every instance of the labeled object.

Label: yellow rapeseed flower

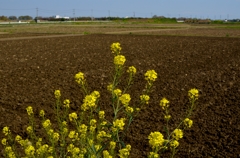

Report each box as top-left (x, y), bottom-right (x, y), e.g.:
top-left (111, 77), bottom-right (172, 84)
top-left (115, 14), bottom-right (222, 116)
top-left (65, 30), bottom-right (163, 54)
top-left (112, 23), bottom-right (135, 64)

top-left (63, 99), bottom-right (70, 108)
top-left (36, 138), bottom-right (42, 148)
top-left (36, 144), bottom-right (49, 155)
top-left (67, 144), bottom-right (74, 152)
top-left (68, 131), bottom-right (77, 139)
top-left (47, 129), bottom-right (54, 136)
top-left (172, 129), bottom-right (183, 140)
top-left (109, 141), bottom-right (116, 150)
top-left (107, 84), bottom-right (113, 92)
top-left (170, 140), bottom-right (179, 148)
top-left (125, 106), bottom-right (134, 113)
top-left (111, 42), bottom-right (122, 55)
top-left (26, 126), bottom-right (33, 134)
top-left (48, 147), bottom-right (54, 154)
top-left (118, 144), bottom-right (131, 158)
top-left (119, 94), bottom-right (131, 106)
top-left (114, 55), bottom-right (126, 66)
top-left (26, 106), bottom-right (33, 116)
top-left (148, 131), bottom-right (165, 148)
top-left (39, 110), bottom-right (45, 118)
top-left (79, 124), bottom-right (88, 134)
top-left (62, 121), bottom-right (67, 127)
top-left (25, 145), bottom-right (35, 156)
top-left (188, 88), bottom-right (199, 100)
top-left (100, 121), bottom-right (107, 126)
top-left (53, 132), bottom-right (59, 141)
top-left (90, 119), bottom-right (97, 125)
top-left (103, 150), bottom-right (112, 158)
top-left (5, 146), bottom-right (16, 158)
top-left (97, 131), bottom-right (106, 141)
top-left (94, 144), bottom-right (102, 151)
top-left (99, 111), bottom-right (105, 119)
top-left (140, 95), bottom-right (150, 104)
top-left (113, 118), bottom-right (126, 131)
top-left (127, 66), bottom-right (137, 74)
top-left (164, 115), bottom-right (171, 121)
top-left (75, 72), bottom-right (85, 85)
top-left (148, 152), bottom-right (159, 158)
top-left (91, 91), bottom-right (100, 98)
top-left (15, 135), bottom-right (22, 142)
top-left (3, 126), bottom-right (10, 136)
top-left (63, 128), bottom-right (68, 135)
top-left (113, 89), bottom-right (122, 97)
top-left (145, 70), bottom-right (157, 82)
top-left (54, 90), bottom-right (61, 99)
top-left (42, 119), bottom-right (51, 129)
top-left (184, 118), bottom-right (193, 128)
top-left (82, 94), bottom-right (97, 111)
top-left (1, 138), bottom-right (7, 146)
top-left (69, 112), bottom-right (78, 122)
top-left (160, 98), bottom-right (170, 110)
top-left (72, 147), bottom-right (80, 155)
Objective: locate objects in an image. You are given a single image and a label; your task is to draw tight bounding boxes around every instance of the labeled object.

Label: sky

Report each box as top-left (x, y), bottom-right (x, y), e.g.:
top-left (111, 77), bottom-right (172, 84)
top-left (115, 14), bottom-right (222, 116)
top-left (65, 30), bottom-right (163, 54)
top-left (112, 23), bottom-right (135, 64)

top-left (0, 0), bottom-right (240, 20)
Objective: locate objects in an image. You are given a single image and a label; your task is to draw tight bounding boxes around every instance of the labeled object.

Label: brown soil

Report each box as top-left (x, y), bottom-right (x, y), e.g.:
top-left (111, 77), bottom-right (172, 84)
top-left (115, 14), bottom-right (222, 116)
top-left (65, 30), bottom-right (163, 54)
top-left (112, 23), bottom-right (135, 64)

top-left (0, 34), bottom-right (240, 157)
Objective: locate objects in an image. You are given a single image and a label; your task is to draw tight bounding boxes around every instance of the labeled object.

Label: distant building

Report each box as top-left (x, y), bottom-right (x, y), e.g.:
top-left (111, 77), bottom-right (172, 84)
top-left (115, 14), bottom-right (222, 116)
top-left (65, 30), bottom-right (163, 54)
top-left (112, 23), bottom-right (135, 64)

top-left (54, 15), bottom-right (69, 19)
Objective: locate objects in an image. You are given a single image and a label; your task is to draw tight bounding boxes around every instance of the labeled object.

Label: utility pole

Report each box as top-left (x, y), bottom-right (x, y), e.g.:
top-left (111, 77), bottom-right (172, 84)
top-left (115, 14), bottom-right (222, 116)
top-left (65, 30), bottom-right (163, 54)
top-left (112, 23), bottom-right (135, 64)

top-left (73, 9), bottom-right (75, 21)
top-left (133, 12), bottom-right (135, 18)
top-left (35, 7), bottom-right (38, 23)
top-left (36, 8), bottom-right (38, 18)
top-left (91, 9), bottom-right (93, 21)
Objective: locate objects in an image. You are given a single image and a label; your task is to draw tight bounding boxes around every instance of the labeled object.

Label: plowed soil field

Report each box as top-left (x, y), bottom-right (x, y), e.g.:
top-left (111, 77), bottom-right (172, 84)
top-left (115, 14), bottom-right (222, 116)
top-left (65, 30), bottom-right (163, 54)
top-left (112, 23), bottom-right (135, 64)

top-left (0, 34), bottom-right (240, 157)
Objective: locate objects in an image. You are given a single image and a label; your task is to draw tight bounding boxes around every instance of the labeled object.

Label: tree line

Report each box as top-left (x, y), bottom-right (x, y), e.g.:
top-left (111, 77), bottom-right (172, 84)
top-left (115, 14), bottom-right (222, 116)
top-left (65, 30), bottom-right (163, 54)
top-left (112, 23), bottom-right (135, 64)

top-left (0, 15), bottom-right (33, 21)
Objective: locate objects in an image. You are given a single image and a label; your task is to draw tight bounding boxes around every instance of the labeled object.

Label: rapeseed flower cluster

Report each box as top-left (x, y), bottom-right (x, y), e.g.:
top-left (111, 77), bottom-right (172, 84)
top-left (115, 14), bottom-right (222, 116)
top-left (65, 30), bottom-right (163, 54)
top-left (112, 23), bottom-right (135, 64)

top-left (107, 84), bottom-right (113, 92)
top-left (26, 106), bottom-right (34, 116)
top-left (42, 119), bottom-right (52, 129)
top-left (26, 126), bottom-right (33, 134)
top-left (25, 145), bottom-right (35, 156)
top-left (118, 144), bottom-right (131, 158)
top-left (148, 132), bottom-right (165, 149)
top-left (172, 129), bottom-right (183, 140)
top-left (111, 42), bottom-right (121, 55)
top-left (54, 90), bottom-right (61, 99)
top-left (114, 55), bottom-right (126, 66)
top-left (81, 91), bottom-right (100, 111)
top-left (39, 109), bottom-right (45, 118)
top-left (3, 146), bottom-right (16, 158)
top-left (159, 98), bottom-right (170, 110)
top-left (2, 138), bottom-right (7, 146)
top-left (99, 111), bottom-right (105, 119)
top-left (127, 66), bottom-right (137, 74)
top-left (69, 112), bottom-right (78, 122)
top-left (119, 94), bottom-right (131, 106)
top-left (113, 89), bottom-right (122, 97)
top-left (170, 140), bottom-right (179, 148)
top-left (103, 150), bottom-right (112, 158)
top-left (188, 88), bottom-right (199, 100)
top-left (145, 70), bottom-right (158, 83)
top-left (112, 118), bottom-right (126, 131)
top-left (140, 94), bottom-right (150, 104)
top-left (75, 72), bottom-right (85, 85)
top-left (184, 118), bottom-right (193, 128)
top-left (3, 126), bottom-right (10, 136)
top-left (148, 152), bottom-right (159, 158)
top-left (63, 99), bottom-right (70, 108)
top-left (78, 124), bottom-right (88, 139)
